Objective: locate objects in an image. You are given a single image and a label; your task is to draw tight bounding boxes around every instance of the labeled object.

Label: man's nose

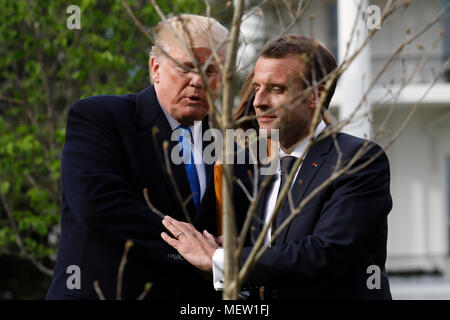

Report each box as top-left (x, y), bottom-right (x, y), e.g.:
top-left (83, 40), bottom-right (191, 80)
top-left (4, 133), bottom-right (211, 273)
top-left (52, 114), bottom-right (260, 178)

top-left (189, 72), bottom-right (203, 88)
top-left (253, 90), bottom-right (269, 110)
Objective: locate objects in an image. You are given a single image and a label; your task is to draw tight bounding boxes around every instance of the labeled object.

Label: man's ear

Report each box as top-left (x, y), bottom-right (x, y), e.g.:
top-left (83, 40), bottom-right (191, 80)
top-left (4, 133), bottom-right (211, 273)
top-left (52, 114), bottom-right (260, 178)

top-left (309, 85), bottom-right (325, 109)
top-left (150, 56), bottom-right (160, 84)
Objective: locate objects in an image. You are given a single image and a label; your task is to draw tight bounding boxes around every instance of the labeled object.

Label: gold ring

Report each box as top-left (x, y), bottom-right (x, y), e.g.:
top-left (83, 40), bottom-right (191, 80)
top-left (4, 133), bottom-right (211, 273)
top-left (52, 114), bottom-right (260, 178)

top-left (175, 231), bottom-right (183, 239)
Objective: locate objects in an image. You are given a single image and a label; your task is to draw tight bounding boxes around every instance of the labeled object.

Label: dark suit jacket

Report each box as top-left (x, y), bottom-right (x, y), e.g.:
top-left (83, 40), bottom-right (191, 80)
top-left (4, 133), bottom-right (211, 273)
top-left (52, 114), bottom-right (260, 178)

top-left (46, 85), bottom-right (249, 300)
top-left (243, 132), bottom-right (392, 300)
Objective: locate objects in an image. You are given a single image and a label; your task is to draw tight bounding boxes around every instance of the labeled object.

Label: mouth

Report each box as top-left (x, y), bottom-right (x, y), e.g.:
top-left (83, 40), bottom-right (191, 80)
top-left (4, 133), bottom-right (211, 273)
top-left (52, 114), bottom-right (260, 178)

top-left (185, 95), bottom-right (203, 104)
top-left (258, 115), bottom-right (277, 123)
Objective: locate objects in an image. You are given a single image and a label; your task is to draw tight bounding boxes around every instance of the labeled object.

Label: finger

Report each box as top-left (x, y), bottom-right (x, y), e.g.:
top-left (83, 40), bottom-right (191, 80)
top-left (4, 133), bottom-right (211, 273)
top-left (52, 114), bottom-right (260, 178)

top-left (162, 217), bottom-right (182, 238)
top-left (203, 230), bottom-right (215, 242)
top-left (161, 232), bottom-right (178, 248)
top-left (202, 230), bottom-right (210, 237)
top-left (164, 215), bottom-right (189, 233)
top-left (216, 235), bottom-right (223, 246)
top-left (202, 230), bottom-right (214, 244)
top-left (203, 235), bottom-right (219, 249)
top-left (203, 229), bottom-right (213, 237)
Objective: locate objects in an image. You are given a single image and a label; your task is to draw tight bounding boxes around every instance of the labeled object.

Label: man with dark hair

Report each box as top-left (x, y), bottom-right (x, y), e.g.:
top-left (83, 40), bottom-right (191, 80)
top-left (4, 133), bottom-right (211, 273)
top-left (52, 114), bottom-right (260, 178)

top-left (259, 34), bottom-right (338, 109)
top-left (161, 34), bottom-right (392, 300)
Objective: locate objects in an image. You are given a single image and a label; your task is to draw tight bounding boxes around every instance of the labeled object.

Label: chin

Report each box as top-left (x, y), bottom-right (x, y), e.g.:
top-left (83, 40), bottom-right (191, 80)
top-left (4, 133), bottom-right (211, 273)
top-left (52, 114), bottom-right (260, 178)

top-left (257, 121), bottom-right (278, 131)
top-left (258, 126), bottom-right (277, 137)
top-left (183, 111), bottom-right (208, 123)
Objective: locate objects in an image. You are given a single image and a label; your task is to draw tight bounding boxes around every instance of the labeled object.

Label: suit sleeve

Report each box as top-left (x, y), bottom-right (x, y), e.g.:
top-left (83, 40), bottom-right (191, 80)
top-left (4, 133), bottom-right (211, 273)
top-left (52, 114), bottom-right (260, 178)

top-left (62, 98), bottom-right (186, 266)
top-left (240, 142), bottom-right (392, 285)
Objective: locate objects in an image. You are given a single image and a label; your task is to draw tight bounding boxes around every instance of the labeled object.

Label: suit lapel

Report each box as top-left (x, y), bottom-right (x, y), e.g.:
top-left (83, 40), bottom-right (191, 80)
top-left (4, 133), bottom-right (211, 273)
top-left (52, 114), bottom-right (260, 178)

top-left (275, 135), bottom-right (334, 243)
top-left (134, 85), bottom-right (196, 220)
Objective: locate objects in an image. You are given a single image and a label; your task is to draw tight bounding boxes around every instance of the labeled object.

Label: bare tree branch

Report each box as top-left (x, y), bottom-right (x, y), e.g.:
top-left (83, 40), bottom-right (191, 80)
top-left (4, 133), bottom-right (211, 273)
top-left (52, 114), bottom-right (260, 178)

top-left (116, 240), bottom-right (133, 300)
top-left (221, 0), bottom-right (246, 300)
top-left (93, 280), bottom-right (106, 300)
top-left (137, 282), bottom-right (153, 300)
top-left (143, 188), bottom-right (166, 218)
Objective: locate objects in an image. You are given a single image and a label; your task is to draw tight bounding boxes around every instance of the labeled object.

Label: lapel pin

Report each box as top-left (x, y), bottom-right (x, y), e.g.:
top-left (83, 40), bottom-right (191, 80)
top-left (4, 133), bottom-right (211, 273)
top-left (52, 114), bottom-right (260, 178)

top-left (312, 162), bottom-right (318, 167)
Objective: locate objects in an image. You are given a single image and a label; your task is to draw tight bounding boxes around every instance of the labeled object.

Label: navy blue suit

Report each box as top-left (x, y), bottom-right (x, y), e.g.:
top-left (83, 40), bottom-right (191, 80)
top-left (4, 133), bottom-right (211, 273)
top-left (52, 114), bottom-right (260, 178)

top-left (46, 85), bottom-right (249, 300)
top-left (244, 132), bottom-right (392, 299)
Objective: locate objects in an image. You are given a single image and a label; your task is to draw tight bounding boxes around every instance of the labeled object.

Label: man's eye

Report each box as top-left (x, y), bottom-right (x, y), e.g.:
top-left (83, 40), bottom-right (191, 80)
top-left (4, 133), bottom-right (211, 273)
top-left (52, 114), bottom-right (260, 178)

top-left (177, 63), bottom-right (194, 73)
top-left (271, 87), bottom-right (285, 93)
top-left (206, 68), bottom-right (218, 76)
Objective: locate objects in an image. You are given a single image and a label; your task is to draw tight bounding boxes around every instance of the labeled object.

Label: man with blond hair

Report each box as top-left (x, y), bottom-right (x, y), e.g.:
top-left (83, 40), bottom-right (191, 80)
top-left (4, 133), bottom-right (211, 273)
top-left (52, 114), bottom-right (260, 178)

top-left (46, 14), bottom-right (249, 300)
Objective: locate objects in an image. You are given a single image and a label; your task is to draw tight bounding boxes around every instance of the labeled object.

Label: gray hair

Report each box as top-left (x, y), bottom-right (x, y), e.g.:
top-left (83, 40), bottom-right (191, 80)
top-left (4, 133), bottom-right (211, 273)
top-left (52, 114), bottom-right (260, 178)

top-left (150, 14), bottom-right (229, 60)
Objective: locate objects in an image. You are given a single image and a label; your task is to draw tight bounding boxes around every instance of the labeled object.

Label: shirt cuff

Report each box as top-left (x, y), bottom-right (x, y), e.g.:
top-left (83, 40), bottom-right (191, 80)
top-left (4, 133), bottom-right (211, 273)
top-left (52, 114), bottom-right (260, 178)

top-left (212, 248), bottom-right (225, 290)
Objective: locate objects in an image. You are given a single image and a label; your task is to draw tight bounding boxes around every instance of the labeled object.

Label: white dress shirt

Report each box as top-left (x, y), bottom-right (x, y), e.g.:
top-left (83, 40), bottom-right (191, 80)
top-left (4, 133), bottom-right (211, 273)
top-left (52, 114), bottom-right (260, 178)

top-left (212, 120), bottom-right (326, 290)
top-left (159, 103), bottom-right (206, 200)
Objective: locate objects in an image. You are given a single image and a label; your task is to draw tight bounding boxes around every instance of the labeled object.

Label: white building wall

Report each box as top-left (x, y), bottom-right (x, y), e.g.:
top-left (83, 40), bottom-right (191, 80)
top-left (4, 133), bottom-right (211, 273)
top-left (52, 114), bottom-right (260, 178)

top-left (373, 106), bottom-right (450, 259)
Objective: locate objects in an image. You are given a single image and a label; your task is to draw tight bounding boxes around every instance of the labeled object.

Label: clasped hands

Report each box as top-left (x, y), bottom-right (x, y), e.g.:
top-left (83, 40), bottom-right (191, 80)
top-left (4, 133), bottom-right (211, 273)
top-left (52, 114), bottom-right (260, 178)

top-left (161, 215), bottom-right (221, 272)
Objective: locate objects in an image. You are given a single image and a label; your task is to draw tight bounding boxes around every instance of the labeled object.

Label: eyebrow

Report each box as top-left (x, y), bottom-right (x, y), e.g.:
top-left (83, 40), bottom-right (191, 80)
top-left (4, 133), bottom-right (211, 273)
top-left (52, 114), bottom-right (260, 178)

top-left (251, 82), bottom-right (288, 89)
top-left (177, 60), bottom-right (218, 70)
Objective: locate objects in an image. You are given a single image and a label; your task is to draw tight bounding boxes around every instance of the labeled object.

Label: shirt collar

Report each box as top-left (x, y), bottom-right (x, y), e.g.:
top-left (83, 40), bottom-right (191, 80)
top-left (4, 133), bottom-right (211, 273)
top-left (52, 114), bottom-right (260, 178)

top-left (158, 95), bottom-right (202, 143)
top-left (158, 97), bottom-right (181, 131)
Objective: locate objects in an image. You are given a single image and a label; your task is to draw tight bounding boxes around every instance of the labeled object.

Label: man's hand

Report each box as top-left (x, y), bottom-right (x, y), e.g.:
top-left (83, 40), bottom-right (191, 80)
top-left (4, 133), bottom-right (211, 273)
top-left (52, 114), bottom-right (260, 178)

top-left (161, 215), bottom-right (218, 272)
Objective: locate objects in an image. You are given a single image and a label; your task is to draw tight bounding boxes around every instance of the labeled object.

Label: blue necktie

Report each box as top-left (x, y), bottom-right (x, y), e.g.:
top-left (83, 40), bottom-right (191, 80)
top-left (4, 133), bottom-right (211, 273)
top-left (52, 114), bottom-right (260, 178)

top-left (177, 125), bottom-right (201, 210)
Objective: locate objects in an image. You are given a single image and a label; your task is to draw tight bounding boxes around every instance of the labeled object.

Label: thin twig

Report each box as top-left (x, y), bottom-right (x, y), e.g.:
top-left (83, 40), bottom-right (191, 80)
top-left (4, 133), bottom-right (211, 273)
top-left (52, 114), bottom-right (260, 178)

top-left (282, 0), bottom-right (296, 21)
top-left (235, 178), bottom-right (252, 202)
top-left (287, 189), bottom-right (294, 214)
top-left (93, 280), bottom-right (106, 300)
top-left (116, 240), bottom-right (133, 300)
top-left (332, 133), bottom-right (343, 174)
top-left (137, 282), bottom-right (153, 300)
top-left (272, 0), bottom-right (286, 30)
top-left (143, 188), bottom-right (166, 218)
